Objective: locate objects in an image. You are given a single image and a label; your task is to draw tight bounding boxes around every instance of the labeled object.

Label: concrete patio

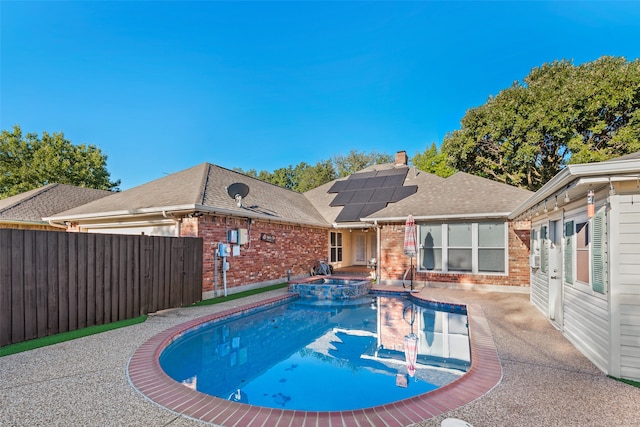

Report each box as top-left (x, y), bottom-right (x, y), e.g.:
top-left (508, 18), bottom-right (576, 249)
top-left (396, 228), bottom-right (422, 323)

top-left (2, 285), bottom-right (640, 426)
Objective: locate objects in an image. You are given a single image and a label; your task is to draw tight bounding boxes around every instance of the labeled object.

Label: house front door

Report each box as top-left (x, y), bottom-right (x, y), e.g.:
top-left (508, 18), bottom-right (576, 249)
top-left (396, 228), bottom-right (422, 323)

top-left (548, 219), bottom-right (563, 328)
top-left (354, 234), bottom-right (366, 265)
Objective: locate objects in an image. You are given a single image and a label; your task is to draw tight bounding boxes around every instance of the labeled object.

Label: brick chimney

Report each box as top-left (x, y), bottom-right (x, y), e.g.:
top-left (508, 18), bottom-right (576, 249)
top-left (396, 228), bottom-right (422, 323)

top-left (395, 150), bottom-right (408, 166)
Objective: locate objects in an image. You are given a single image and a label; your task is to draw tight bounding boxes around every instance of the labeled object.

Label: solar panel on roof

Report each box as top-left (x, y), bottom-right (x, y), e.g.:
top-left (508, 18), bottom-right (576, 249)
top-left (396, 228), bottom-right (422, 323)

top-left (335, 204), bottom-right (365, 222)
top-left (328, 180), bottom-right (349, 193)
top-left (349, 171), bottom-right (378, 179)
top-left (350, 188), bottom-right (375, 203)
top-left (328, 166), bottom-right (415, 223)
top-left (375, 167), bottom-right (408, 177)
top-left (329, 190), bottom-right (357, 207)
top-left (362, 176), bottom-right (387, 189)
top-left (345, 178), bottom-right (369, 191)
top-left (359, 202), bottom-right (388, 218)
top-left (370, 187), bottom-right (396, 203)
top-left (390, 185), bottom-right (418, 202)
top-left (383, 174), bottom-right (405, 188)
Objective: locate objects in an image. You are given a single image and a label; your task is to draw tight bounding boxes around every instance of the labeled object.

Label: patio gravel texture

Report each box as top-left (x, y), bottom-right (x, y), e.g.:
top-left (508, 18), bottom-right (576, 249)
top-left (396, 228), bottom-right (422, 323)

top-left (2, 286), bottom-right (640, 426)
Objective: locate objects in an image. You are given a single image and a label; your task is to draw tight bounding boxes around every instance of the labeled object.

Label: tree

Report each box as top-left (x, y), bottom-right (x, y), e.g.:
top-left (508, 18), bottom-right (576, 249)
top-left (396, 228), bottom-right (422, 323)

top-left (441, 56), bottom-right (640, 191)
top-left (412, 142), bottom-right (457, 178)
top-left (0, 125), bottom-right (120, 198)
top-left (234, 149), bottom-right (391, 192)
top-left (333, 149), bottom-right (393, 178)
top-left (294, 159), bottom-right (337, 192)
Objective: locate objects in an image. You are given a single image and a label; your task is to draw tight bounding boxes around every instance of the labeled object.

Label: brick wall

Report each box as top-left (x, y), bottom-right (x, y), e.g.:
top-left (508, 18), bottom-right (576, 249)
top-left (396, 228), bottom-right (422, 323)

top-left (182, 215), bottom-right (327, 294)
top-left (379, 220), bottom-right (531, 288)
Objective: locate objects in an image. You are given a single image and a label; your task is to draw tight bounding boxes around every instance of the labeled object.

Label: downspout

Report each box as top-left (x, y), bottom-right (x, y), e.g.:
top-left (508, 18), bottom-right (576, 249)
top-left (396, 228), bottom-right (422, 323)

top-left (162, 210), bottom-right (181, 236)
top-left (375, 220), bottom-right (381, 283)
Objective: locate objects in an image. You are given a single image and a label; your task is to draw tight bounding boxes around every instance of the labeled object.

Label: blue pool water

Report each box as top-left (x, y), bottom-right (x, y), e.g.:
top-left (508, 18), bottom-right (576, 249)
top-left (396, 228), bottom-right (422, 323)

top-left (159, 292), bottom-right (470, 411)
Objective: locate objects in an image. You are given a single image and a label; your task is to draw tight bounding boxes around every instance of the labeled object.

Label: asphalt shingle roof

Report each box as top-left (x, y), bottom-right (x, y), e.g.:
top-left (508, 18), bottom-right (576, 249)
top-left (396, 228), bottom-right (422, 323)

top-left (304, 164), bottom-right (445, 224)
top-left (367, 171), bottom-right (534, 220)
top-left (49, 163), bottom-right (329, 226)
top-left (45, 162), bottom-right (533, 226)
top-left (0, 184), bottom-right (112, 222)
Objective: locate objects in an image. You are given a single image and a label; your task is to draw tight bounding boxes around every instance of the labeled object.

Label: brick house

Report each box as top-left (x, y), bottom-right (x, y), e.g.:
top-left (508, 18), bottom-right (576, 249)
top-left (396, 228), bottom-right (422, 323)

top-left (46, 151), bottom-right (533, 297)
top-left (362, 170), bottom-right (533, 290)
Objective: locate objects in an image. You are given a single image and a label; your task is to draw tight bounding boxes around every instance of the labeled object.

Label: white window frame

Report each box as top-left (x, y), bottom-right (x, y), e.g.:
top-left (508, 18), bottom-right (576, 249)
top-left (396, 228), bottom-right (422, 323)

top-left (330, 231), bottom-right (343, 263)
top-left (418, 221), bottom-right (508, 275)
top-left (565, 209), bottom-right (607, 296)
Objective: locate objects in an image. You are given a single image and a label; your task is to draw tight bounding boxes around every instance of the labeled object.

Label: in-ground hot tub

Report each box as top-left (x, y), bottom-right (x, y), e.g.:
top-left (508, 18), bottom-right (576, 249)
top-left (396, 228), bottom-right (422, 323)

top-left (288, 275), bottom-right (372, 299)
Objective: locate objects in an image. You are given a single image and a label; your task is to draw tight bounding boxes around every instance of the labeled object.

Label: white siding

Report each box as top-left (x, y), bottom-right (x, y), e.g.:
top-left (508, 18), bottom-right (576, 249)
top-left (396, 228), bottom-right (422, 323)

top-left (563, 283), bottom-right (609, 372)
top-left (83, 224), bottom-right (176, 237)
top-left (560, 195), bottom-right (610, 374)
top-left (529, 222), bottom-right (549, 316)
top-left (530, 272), bottom-right (548, 316)
top-left (611, 195), bottom-right (640, 381)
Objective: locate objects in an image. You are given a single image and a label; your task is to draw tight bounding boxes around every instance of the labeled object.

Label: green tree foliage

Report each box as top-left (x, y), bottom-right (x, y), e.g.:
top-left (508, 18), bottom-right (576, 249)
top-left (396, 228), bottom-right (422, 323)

top-left (235, 149), bottom-right (392, 192)
top-left (333, 149), bottom-right (393, 178)
top-left (0, 125), bottom-right (120, 198)
top-left (294, 159), bottom-right (337, 192)
top-left (441, 56), bottom-right (640, 191)
top-left (412, 142), bottom-right (457, 178)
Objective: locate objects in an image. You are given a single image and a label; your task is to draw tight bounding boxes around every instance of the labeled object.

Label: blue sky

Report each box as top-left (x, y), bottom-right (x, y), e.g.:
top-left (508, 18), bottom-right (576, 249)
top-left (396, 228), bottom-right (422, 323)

top-left (2, 1), bottom-right (640, 190)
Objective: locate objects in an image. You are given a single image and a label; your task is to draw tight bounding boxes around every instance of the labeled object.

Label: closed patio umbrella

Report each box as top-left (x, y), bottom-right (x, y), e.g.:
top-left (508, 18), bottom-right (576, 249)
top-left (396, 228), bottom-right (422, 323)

top-left (404, 333), bottom-right (419, 378)
top-left (404, 215), bottom-right (417, 290)
top-left (403, 303), bottom-right (419, 377)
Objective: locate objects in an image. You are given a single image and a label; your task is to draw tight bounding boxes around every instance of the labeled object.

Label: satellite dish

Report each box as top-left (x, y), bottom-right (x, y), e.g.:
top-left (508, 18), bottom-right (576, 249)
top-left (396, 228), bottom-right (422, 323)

top-left (227, 183), bottom-right (250, 207)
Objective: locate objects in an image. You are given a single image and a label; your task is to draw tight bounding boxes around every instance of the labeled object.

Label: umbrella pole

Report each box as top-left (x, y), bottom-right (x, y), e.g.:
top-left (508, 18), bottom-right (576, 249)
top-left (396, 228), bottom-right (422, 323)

top-left (410, 254), bottom-right (414, 291)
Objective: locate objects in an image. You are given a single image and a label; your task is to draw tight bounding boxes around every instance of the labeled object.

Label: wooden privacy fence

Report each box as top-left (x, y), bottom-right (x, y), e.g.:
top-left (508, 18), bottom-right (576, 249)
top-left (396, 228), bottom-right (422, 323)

top-left (0, 229), bottom-right (203, 347)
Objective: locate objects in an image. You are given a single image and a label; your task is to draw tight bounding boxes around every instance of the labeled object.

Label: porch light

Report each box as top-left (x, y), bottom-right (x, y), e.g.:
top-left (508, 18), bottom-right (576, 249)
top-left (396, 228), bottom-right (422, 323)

top-left (554, 196), bottom-right (559, 211)
top-left (564, 191), bottom-right (570, 203)
top-left (543, 201), bottom-right (548, 214)
top-left (609, 178), bottom-right (616, 196)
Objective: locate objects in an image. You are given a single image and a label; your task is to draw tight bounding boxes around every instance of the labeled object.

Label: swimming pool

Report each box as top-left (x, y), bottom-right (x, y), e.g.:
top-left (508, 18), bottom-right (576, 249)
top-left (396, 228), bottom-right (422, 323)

top-left (127, 289), bottom-right (502, 426)
top-left (159, 293), bottom-right (470, 411)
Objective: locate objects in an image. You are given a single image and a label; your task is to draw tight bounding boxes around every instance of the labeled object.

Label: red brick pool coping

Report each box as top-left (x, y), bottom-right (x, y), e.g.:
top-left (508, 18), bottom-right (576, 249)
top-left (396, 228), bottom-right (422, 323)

top-left (127, 291), bottom-right (502, 427)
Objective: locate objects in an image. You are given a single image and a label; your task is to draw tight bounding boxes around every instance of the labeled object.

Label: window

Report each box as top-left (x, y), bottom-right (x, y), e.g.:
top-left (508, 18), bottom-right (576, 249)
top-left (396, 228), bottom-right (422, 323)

top-left (330, 232), bottom-right (342, 263)
top-left (418, 221), bottom-right (507, 274)
top-left (478, 222), bottom-right (506, 273)
top-left (564, 221), bottom-right (574, 284)
top-left (420, 224), bottom-right (442, 271)
top-left (566, 210), bottom-right (607, 294)
top-left (540, 226), bottom-right (548, 273)
top-left (576, 222), bottom-right (589, 283)
top-left (448, 224), bottom-right (472, 272)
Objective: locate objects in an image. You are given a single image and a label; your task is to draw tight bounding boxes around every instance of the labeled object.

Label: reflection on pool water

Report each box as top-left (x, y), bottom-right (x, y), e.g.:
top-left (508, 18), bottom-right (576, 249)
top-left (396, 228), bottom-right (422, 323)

top-left (159, 292), bottom-right (470, 412)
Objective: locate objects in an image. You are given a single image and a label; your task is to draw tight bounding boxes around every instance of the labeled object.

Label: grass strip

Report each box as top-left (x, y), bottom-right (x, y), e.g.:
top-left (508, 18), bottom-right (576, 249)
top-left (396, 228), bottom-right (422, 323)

top-left (190, 282), bottom-right (289, 306)
top-left (610, 376), bottom-right (640, 389)
top-left (1, 283), bottom-right (289, 357)
top-left (0, 315), bottom-right (148, 358)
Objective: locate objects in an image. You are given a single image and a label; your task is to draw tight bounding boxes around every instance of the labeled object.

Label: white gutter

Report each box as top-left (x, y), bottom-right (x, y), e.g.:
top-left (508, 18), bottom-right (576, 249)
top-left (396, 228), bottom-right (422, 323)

top-left (509, 158), bottom-right (640, 219)
top-left (47, 219), bottom-right (70, 229)
top-left (362, 212), bottom-right (512, 223)
top-left (44, 203), bottom-right (330, 228)
top-left (331, 222), bottom-right (374, 229)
